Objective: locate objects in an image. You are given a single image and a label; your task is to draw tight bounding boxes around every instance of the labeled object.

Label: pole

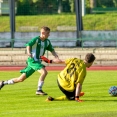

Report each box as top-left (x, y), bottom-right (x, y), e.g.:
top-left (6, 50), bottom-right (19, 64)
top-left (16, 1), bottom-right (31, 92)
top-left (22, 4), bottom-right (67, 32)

top-left (75, 0), bottom-right (83, 47)
top-left (9, 0), bottom-right (15, 47)
top-left (75, 0), bottom-right (82, 38)
top-left (82, 0), bottom-right (85, 16)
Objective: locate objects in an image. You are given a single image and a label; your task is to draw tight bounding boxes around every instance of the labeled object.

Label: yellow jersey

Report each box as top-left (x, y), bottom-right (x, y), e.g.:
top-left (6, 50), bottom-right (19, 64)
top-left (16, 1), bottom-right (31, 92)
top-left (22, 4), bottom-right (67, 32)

top-left (58, 58), bottom-right (86, 92)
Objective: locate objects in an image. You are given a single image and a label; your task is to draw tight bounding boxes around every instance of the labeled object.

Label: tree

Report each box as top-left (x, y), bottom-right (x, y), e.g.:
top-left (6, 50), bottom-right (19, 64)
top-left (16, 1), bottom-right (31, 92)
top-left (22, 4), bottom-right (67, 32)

top-left (90, 0), bottom-right (96, 13)
top-left (97, 0), bottom-right (114, 7)
top-left (17, 0), bottom-right (73, 15)
top-left (90, 0), bottom-right (96, 8)
top-left (57, 0), bottom-right (63, 13)
top-left (17, 0), bottom-right (31, 15)
top-left (113, 0), bottom-right (117, 7)
top-left (57, 0), bottom-right (72, 13)
top-left (69, 0), bottom-right (75, 13)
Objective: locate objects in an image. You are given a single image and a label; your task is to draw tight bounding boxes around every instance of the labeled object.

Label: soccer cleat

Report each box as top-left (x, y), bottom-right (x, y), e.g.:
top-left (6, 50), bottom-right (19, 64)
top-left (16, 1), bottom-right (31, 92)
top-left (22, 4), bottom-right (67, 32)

top-left (46, 96), bottom-right (54, 101)
top-left (0, 81), bottom-right (4, 90)
top-left (80, 92), bottom-right (84, 97)
top-left (36, 90), bottom-right (47, 95)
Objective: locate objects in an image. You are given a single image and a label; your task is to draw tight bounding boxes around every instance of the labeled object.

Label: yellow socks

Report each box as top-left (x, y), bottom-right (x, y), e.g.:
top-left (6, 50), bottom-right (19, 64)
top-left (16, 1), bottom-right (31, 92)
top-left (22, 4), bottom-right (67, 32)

top-left (54, 96), bottom-right (69, 101)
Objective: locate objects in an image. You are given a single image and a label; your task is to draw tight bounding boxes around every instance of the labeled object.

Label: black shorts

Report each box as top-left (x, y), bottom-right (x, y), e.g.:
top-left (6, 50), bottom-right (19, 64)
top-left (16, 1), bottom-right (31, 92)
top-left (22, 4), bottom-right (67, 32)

top-left (57, 80), bottom-right (75, 100)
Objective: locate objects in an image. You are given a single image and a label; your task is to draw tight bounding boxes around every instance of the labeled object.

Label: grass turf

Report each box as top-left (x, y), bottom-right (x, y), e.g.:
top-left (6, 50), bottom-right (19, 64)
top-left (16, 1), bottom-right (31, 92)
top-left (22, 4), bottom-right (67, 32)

top-left (0, 71), bottom-right (117, 117)
top-left (1, 13), bottom-right (117, 32)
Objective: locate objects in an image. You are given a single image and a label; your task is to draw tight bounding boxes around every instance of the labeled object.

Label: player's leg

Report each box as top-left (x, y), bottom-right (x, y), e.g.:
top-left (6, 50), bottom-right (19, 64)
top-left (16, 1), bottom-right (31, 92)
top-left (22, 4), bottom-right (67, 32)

top-left (36, 67), bottom-right (48, 95)
top-left (0, 73), bottom-right (26, 90)
top-left (26, 59), bottom-right (47, 95)
top-left (12, 73), bottom-right (27, 83)
top-left (46, 80), bottom-right (72, 101)
top-left (46, 95), bottom-right (69, 101)
top-left (0, 65), bottom-right (35, 90)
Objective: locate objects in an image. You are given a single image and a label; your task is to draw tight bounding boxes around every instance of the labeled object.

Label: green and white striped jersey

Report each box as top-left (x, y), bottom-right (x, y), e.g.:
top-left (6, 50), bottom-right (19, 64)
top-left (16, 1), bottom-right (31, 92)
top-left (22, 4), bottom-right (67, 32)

top-left (26, 36), bottom-right (54, 61)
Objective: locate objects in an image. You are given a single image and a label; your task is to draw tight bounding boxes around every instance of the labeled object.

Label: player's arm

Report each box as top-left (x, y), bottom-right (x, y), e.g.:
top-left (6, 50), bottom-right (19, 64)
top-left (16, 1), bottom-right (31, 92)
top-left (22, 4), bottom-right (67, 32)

top-left (46, 50), bottom-right (63, 63)
top-left (75, 83), bottom-right (83, 102)
top-left (26, 46), bottom-right (32, 58)
top-left (40, 56), bottom-right (65, 64)
top-left (75, 68), bottom-right (86, 102)
top-left (25, 37), bottom-right (37, 58)
top-left (51, 50), bottom-right (65, 63)
top-left (51, 50), bottom-right (59, 59)
top-left (52, 58), bottom-right (65, 64)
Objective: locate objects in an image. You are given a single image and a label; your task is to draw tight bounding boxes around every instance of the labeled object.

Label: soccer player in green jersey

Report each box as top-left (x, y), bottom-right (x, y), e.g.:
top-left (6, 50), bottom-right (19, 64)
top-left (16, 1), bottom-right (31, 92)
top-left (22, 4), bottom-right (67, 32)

top-left (43, 53), bottom-right (95, 102)
top-left (0, 26), bottom-right (60, 95)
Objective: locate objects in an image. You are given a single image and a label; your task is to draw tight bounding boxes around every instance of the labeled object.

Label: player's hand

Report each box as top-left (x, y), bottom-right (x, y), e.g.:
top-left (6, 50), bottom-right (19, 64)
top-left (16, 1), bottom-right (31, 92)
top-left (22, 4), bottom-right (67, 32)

top-left (40, 56), bottom-right (52, 63)
top-left (75, 98), bottom-right (83, 102)
top-left (27, 53), bottom-right (32, 58)
top-left (52, 58), bottom-right (63, 63)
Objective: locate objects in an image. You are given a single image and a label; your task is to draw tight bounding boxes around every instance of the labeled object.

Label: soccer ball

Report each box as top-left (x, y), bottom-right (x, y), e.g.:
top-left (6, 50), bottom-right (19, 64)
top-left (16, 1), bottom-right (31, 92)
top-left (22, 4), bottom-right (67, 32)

top-left (108, 86), bottom-right (117, 96)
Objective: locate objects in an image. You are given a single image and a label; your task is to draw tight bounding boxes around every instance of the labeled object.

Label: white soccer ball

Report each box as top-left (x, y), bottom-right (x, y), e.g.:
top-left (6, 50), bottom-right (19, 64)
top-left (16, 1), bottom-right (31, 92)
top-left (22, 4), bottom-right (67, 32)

top-left (108, 86), bottom-right (117, 96)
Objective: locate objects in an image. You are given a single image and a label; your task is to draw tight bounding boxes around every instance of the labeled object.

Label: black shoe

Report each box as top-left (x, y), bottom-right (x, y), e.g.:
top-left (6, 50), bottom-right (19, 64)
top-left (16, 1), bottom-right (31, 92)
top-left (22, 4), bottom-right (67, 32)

top-left (46, 96), bottom-right (54, 101)
top-left (36, 90), bottom-right (47, 95)
top-left (0, 81), bottom-right (4, 90)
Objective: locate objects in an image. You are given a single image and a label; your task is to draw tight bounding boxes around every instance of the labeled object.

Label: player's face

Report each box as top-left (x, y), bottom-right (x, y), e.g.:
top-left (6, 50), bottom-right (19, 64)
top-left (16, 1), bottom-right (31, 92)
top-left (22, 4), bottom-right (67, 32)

top-left (41, 29), bottom-right (50, 40)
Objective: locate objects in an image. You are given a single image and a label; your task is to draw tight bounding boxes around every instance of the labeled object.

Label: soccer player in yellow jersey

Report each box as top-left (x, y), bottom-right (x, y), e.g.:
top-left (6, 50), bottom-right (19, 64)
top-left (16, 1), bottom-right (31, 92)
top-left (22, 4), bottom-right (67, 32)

top-left (41, 53), bottom-right (95, 102)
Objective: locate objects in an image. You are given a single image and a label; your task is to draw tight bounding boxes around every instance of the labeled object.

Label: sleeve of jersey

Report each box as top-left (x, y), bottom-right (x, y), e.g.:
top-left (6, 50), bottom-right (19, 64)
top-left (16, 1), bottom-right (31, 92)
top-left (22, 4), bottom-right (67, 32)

top-left (46, 40), bottom-right (54, 52)
top-left (25, 37), bottom-right (38, 47)
top-left (76, 68), bottom-right (86, 84)
top-left (65, 58), bottom-right (73, 65)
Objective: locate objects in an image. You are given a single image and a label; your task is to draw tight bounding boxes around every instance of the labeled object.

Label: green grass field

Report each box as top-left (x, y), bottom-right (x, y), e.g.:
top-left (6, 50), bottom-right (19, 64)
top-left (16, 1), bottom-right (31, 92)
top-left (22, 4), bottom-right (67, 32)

top-left (0, 13), bottom-right (117, 32)
top-left (0, 71), bottom-right (117, 117)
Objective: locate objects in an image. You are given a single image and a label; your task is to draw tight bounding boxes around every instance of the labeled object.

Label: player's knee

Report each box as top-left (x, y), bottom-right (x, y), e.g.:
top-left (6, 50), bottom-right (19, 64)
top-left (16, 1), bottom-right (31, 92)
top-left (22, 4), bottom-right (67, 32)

top-left (44, 70), bottom-right (48, 76)
top-left (42, 69), bottom-right (48, 76)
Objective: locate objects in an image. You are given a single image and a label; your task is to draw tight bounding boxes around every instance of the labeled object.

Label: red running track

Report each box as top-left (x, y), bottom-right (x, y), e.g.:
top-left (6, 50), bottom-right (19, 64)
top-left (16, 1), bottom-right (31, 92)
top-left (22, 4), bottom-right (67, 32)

top-left (0, 66), bottom-right (117, 71)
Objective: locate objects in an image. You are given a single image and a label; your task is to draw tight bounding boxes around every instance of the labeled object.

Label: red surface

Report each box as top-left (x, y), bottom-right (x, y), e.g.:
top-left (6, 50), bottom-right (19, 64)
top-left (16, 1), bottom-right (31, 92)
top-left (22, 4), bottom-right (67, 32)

top-left (0, 66), bottom-right (117, 71)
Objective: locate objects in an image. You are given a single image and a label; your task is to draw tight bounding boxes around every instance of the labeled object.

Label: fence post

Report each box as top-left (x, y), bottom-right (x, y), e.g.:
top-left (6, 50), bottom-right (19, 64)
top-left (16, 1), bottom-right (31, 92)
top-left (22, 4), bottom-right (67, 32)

top-left (9, 0), bottom-right (15, 49)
